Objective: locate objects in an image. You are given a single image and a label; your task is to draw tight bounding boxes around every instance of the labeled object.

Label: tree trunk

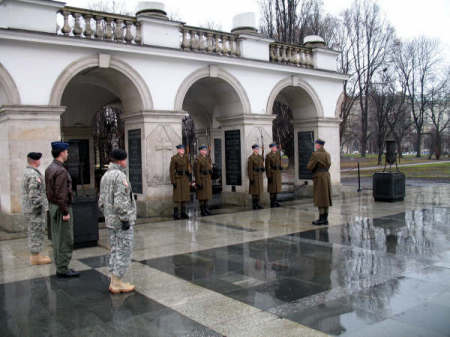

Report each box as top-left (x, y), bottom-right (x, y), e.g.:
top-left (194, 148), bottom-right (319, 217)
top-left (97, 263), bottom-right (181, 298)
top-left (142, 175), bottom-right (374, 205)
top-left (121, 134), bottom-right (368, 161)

top-left (415, 132), bottom-right (422, 158)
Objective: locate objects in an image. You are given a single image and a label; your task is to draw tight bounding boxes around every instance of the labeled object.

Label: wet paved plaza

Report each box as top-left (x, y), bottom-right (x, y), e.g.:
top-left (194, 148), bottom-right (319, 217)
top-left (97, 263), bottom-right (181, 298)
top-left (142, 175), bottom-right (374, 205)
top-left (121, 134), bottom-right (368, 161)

top-left (1, 185), bottom-right (449, 337)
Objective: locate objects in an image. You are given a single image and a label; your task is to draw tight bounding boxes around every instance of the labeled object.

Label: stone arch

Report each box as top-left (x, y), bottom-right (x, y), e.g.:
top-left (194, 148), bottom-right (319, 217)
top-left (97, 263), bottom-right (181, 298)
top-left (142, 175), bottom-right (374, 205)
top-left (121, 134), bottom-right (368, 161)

top-left (0, 63), bottom-right (21, 105)
top-left (335, 91), bottom-right (345, 118)
top-left (49, 55), bottom-right (153, 111)
top-left (266, 75), bottom-right (324, 118)
top-left (174, 65), bottom-right (251, 114)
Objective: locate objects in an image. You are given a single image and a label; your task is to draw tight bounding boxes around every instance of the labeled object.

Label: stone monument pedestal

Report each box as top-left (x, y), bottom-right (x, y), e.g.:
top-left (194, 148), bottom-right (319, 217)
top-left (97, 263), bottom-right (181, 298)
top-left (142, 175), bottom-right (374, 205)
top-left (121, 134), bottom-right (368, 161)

top-left (373, 172), bottom-right (406, 202)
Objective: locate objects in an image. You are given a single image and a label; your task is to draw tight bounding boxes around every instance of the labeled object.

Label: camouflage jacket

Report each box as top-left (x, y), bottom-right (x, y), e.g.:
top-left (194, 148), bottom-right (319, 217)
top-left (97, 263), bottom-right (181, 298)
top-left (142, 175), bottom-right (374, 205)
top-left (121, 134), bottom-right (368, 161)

top-left (21, 166), bottom-right (48, 215)
top-left (98, 163), bottom-right (136, 229)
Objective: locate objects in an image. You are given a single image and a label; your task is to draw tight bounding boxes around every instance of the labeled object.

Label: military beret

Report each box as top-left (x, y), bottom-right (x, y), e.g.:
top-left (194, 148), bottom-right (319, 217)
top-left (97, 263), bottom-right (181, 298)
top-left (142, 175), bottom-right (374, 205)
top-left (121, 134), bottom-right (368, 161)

top-left (315, 139), bottom-right (325, 145)
top-left (51, 141), bottom-right (69, 151)
top-left (176, 144), bottom-right (185, 149)
top-left (269, 143), bottom-right (277, 148)
top-left (251, 144), bottom-right (259, 149)
top-left (27, 152), bottom-right (42, 160)
top-left (111, 149), bottom-right (127, 161)
top-left (199, 145), bottom-right (208, 150)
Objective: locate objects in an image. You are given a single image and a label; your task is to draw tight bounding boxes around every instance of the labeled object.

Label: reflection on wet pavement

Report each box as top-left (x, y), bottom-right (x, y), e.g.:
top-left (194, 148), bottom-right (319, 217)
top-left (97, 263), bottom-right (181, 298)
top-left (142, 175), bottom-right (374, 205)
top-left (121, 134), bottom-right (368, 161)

top-left (1, 185), bottom-right (449, 337)
top-left (142, 207), bottom-right (450, 336)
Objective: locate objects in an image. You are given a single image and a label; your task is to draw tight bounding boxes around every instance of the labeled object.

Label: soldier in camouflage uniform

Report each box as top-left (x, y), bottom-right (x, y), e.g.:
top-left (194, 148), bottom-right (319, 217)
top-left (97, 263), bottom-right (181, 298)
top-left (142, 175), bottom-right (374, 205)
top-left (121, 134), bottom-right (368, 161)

top-left (21, 152), bottom-right (51, 265)
top-left (99, 149), bottom-right (136, 294)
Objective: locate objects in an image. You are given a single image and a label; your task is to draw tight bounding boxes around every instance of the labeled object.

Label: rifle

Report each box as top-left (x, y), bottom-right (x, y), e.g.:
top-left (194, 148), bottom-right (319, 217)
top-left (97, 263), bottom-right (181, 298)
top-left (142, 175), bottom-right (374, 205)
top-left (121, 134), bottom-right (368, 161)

top-left (260, 128), bottom-right (265, 158)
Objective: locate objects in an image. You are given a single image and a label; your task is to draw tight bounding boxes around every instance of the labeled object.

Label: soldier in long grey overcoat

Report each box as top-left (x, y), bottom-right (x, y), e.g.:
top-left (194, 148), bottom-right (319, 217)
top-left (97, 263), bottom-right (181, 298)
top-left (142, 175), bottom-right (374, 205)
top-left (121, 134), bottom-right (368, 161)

top-left (247, 144), bottom-right (265, 209)
top-left (22, 152), bottom-right (51, 265)
top-left (194, 145), bottom-right (213, 216)
top-left (265, 143), bottom-right (283, 207)
top-left (99, 149), bottom-right (136, 294)
top-left (170, 144), bottom-right (191, 220)
top-left (307, 139), bottom-right (332, 225)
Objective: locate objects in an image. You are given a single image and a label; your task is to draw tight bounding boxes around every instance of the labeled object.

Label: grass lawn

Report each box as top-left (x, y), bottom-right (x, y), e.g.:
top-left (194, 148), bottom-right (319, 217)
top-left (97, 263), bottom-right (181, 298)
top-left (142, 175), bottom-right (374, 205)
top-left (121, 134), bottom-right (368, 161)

top-left (341, 162), bottom-right (450, 179)
top-left (340, 154), bottom-right (448, 170)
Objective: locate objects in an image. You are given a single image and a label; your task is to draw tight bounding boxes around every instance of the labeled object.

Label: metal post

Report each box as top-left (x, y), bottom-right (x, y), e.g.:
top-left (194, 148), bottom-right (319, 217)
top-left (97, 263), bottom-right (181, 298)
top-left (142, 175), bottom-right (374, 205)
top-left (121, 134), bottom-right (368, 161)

top-left (357, 161), bottom-right (361, 192)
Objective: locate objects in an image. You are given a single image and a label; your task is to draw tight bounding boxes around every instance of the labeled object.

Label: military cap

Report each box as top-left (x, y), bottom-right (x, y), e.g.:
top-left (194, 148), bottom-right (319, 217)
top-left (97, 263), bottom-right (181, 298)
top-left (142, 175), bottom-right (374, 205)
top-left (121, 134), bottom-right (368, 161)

top-left (199, 144), bottom-right (208, 150)
top-left (176, 144), bottom-right (185, 149)
top-left (51, 141), bottom-right (69, 151)
top-left (27, 152), bottom-right (42, 160)
top-left (251, 144), bottom-right (259, 149)
top-left (111, 149), bottom-right (127, 161)
top-left (269, 143), bottom-right (277, 148)
top-left (315, 139), bottom-right (325, 145)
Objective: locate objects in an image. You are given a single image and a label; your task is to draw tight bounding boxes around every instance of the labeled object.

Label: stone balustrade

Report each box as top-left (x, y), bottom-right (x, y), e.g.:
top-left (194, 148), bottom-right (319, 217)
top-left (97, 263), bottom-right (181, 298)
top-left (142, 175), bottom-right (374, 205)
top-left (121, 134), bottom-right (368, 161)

top-left (56, 7), bottom-right (142, 44)
top-left (270, 43), bottom-right (314, 68)
top-left (180, 26), bottom-right (240, 57)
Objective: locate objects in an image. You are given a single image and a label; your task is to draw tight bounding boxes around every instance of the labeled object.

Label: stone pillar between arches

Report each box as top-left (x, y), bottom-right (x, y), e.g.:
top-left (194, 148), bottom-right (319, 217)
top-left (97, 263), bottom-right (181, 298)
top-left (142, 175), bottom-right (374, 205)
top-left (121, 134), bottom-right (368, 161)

top-left (121, 110), bottom-right (186, 218)
top-left (292, 117), bottom-right (341, 198)
top-left (0, 105), bottom-right (64, 232)
top-left (217, 113), bottom-right (275, 208)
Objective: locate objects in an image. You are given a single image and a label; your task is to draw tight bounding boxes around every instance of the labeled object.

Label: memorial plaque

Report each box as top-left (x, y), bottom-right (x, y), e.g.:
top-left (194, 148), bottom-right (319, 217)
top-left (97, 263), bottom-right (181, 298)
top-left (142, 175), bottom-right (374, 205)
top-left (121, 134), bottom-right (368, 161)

top-left (298, 131), bottom-right (314, 179)
top-left (128, 129), bottom-right (142, 194)
top-left (66, 139), bottom-right (90, 186)
top-left (225, 130), bottom-right (242, 186)
top-left (214, 138), bottom-right (222, 169)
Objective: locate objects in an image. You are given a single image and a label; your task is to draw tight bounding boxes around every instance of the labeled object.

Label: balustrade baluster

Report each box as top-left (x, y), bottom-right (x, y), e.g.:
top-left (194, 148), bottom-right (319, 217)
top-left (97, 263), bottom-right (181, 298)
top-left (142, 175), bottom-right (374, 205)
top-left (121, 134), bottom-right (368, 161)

top-left (181, 29), bottom-right (189, 49)
top-left (235, 38), bottom-right (240, 57)
top-left (114, 19), bottom-right (123, 41)
top-left (95, 16), bottom-right (104, 39)
top-left (61, 11), bottom-right (72, 35)
top-left (214, 34), bottom-right (221, 53)
top-left (191, 30), bottom-right (199, 50)
top-left (222, 35), bottom-right (230, 55)
top-left (73, 12), bottom-right (82, 36)
top-left (199, 31), bottom-right (207, 52)
top-left (135, 22), bottom-right (142, 44)
top-left (230, 36), bottom-right (236, 56)
top-left (124, 21), bottom-right (133, 43)
top-left (105, 17), bottom-right (113, 39)
top-left (84, 14), bottom-right (93, 38)
top-left (207, 32), bottom-right (214, 53)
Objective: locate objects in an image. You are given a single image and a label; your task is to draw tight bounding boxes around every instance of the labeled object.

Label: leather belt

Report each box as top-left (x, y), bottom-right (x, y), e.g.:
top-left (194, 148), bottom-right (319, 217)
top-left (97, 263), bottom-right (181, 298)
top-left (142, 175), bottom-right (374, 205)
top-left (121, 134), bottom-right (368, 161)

top-left (315, 168), bottom-right (329, 173)
top-left (253, 168), bottom-right (265, 172)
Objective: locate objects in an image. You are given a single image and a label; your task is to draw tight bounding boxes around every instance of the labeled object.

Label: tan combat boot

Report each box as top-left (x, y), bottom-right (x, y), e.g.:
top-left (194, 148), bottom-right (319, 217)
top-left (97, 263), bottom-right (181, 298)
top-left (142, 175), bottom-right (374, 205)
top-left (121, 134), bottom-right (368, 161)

top-left (109, 275), bottom-right (135, 294)
top-left (30, 254), bottom-right (52, 265)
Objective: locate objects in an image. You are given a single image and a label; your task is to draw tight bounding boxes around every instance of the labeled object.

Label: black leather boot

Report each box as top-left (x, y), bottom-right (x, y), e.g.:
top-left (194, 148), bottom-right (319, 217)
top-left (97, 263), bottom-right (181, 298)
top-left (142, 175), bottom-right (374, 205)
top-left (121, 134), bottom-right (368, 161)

top-left (312, 214), bottom-right (326, 225)
top-left (204, 202), bottom-right (211, 215)
top-left (273, 194), bottom-right (280, 207)
top-left (252, 197), bottom-right (257, 210)
top-left (323, 213), bottom-right (329, 225)
top-left (200, 205), bottom-right (208, 216)
top-left (180, 206), bottom-right (189, 219)
top-left (256, 197), bottom-right (263, 209)
top-left (270, 195), bottom-right (275, 208)
top-left (173, 207), bottom-right (180, 220)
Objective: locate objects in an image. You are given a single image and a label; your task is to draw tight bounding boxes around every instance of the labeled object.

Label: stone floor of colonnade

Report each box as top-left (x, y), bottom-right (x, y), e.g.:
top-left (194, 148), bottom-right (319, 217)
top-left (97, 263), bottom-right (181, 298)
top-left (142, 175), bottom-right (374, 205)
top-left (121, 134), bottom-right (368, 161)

top-left (1, 185), bottom-right (449, 337)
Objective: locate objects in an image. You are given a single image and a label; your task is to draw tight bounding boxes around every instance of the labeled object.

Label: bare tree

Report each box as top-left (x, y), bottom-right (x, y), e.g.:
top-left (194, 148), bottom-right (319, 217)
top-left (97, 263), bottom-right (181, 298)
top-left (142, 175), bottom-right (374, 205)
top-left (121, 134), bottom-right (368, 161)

top-left (343, 0), bottom-right (394, 157)
top-left (88, 0), bottom-right (133, 15)
top-left (427, 69), bottom-right (449, 159)
top-left (199, 21), bottom-right (223, 31)
top-left (394, 37), bottom-right (440, 157)
top-left (259, 0), bottom-right (338, 46)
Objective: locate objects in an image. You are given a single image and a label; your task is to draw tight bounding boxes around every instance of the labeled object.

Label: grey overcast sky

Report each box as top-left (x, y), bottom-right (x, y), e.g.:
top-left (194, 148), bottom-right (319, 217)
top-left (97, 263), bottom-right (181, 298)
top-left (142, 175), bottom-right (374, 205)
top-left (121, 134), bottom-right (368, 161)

top-left (65, 0), bottom-right (450, 59)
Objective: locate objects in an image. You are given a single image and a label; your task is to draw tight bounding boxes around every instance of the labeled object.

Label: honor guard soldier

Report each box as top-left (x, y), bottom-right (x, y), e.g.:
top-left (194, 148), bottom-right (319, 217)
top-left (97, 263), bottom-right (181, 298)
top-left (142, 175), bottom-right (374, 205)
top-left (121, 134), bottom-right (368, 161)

top-left (194, 145), bottom-right (212, 216)
top-left (99, 149), bottom-right (136, 294)
top-left (247, 144), bottom-right (265, 210)
top-left (307, 139), bottom-right (332, 225)
top-left (265, 143), bottom-right (283, 208)
top-left (45, 142), bottom-right (79, 278)
top-left (170, 144), bottom-right (191, 220)
top-left (22, 152), bottom-right (51, 265)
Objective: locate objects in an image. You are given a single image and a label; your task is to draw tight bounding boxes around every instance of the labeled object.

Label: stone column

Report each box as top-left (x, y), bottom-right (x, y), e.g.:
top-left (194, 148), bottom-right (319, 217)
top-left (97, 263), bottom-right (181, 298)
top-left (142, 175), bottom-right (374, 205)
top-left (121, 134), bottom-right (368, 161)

top-left (121, 110), bottom-right (186, 217)
top-left (0, 105), bottom-right (64, 232)
top-left (293, 117), bottom-right (341, 196)
top-left (217, 113), bottom-right (275, 207)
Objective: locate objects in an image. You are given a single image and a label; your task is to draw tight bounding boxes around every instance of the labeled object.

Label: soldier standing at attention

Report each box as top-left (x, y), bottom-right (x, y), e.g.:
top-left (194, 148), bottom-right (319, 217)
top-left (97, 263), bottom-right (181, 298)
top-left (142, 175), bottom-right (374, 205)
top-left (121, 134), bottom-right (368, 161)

top-left (194, 145), bottom-right (212, 216)
top-left (22, 152), bottom-right (51, 265)
top-left (247, 144), bottom-right (265, 210)
top-left (307, 139), bottom-right (332, 225)
top-left (45, 142), bottom-right (79, 278)
top-left (170, 144), bottom-right (191, 220)
top-left (265, 143), bottom-right (282, 208)
top-left (99, 149), bottom-right (136, 294)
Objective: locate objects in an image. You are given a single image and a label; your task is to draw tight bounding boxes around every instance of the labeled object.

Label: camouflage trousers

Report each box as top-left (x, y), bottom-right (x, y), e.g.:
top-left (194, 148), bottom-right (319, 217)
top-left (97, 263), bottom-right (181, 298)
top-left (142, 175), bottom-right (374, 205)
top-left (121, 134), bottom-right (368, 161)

top-left (108, 225), bottom-right (134, 278)
top-left (25, 213), bottom-right (46, 254)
